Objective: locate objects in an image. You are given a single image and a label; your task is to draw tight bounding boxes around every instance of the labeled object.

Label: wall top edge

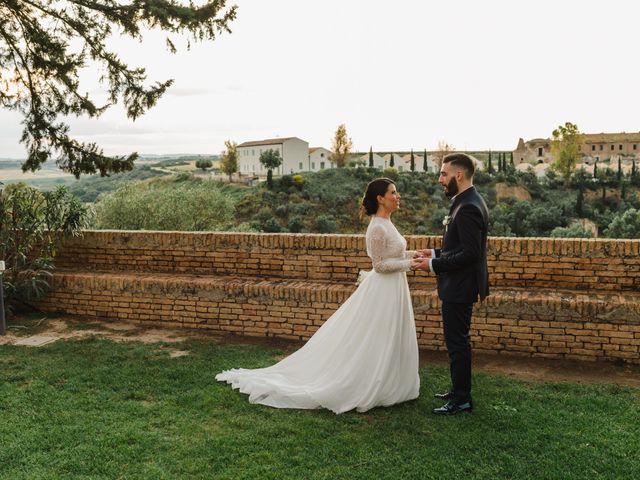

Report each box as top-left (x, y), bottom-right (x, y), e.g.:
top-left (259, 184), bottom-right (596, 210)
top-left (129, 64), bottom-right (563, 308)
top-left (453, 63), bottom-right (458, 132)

top-left (78, 230), bottom-right (640, 244)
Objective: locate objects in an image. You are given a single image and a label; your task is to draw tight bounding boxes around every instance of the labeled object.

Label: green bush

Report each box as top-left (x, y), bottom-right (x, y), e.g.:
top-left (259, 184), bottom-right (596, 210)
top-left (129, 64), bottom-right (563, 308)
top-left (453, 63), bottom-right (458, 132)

top-left (288, 216), bottom-right (305, 233)
top-left (260, 217), bottom-right (283, 233)
top-left (274, 205), bottom-right (288, 218)
top-left (0, 184), bottom-right (90, 315)
top-left (94, 178), bottom-right (234, 231)
top-left (313, 214), bottom-right (338, 233)
top-left (550, 223), bottom-right (593, 238)
top-left (604, 208), bottom-right (640, 238)
top-left (288, 202), bottom-right (312, 216)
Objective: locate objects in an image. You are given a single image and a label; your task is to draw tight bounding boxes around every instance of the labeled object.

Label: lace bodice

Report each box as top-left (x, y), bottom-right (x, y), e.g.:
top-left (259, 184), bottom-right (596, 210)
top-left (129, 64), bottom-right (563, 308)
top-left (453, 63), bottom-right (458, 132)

top-left (365, 216), bottom-right (414, 273)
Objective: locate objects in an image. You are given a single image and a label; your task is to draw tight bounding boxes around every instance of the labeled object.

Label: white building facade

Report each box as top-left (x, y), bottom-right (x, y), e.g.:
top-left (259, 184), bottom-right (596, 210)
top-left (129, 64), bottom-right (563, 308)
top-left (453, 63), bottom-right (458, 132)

top-left (307, 147), bottom-right (333, 172)
top-left (359, 152), bottom-right (385, 169)
top-left (238, 137), bottom-right (310, 175)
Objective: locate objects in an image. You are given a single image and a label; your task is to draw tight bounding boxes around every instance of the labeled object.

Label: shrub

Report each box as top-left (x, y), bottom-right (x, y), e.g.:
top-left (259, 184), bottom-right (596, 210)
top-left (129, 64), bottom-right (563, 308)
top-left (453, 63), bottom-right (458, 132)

top-left (0, 184), bottom-right (90, 315)
top-left (288, 216), bottom-right (305, 233)
top-left (288, 202), bottom-right (312, 216)
top-left (292, 175), bottom-right (305, 189)
top-left (260, 217), bottom-right (283, 233)
top-left (604, 208), bottom-right (640, 238)
top-left (550, 224), bottom-right (593, 238)
top-left (94, 178), bottom-right (234, 231)
top-left (274, 205), bottom-right (288, 218)
top-left (313, 214), bottom-right (338, 233)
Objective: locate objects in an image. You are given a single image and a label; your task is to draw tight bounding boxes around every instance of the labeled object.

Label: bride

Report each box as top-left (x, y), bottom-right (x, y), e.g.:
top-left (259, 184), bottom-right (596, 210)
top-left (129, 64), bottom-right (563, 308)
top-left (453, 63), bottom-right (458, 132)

top-left (216, 178), bottom-right (422, 413)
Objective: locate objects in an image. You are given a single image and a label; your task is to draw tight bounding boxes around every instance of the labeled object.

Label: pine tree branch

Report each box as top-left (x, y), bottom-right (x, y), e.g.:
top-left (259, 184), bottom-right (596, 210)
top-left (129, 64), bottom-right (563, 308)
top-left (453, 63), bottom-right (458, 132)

top-left (0, 0), bottom-right (237, 176)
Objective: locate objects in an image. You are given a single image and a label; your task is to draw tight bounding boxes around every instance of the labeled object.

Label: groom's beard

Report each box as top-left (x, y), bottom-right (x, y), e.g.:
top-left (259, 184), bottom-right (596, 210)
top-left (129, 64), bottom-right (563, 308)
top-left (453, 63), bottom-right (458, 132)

top-left (444, 177), bottom-right (459, 198)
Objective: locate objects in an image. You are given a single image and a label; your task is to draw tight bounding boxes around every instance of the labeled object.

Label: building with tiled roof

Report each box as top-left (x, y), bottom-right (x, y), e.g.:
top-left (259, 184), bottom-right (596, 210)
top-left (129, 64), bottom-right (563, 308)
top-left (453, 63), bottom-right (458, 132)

top-left (307, 147), bottom-right (333, 171)
top-left (238, 138), bottom-right (335, 175)
top-left (513, 131), bottom-right (640, 165)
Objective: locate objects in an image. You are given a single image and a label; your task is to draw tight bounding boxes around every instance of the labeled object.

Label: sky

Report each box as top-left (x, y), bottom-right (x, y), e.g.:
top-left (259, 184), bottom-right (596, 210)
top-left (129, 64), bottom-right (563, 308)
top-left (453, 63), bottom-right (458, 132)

top-left (1, 0), bottom-right (639, 158)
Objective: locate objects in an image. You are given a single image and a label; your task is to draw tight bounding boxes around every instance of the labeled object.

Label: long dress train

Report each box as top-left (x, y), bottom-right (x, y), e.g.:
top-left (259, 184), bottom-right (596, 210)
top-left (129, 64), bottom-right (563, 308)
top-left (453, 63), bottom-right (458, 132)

top-left (215, 216), bottom-right (419, 413)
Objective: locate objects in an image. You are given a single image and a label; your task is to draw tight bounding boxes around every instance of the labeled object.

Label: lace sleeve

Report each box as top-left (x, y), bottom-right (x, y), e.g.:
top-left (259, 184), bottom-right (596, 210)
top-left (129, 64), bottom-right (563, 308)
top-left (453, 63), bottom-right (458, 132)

top-left (404, 250), bottom-right (416, 260)
top-left (366, 225), bottom-right (412, 273)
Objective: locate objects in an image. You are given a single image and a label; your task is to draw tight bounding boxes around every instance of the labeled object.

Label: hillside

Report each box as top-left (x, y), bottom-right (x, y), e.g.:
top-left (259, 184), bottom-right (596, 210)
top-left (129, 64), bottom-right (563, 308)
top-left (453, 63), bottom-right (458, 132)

top-left (89, 166), bottom-right (640, 238)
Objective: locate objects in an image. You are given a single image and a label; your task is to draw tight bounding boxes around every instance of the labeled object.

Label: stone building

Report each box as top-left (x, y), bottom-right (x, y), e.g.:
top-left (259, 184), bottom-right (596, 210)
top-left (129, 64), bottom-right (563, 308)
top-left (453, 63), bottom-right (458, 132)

top-left (513, 132), bottom-right (640, 165)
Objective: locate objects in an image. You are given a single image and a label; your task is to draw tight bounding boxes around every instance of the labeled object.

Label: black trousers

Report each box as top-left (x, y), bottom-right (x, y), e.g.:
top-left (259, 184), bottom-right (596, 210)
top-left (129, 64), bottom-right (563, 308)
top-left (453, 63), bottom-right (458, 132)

top-left (442, 301), bottom-right (474, 404)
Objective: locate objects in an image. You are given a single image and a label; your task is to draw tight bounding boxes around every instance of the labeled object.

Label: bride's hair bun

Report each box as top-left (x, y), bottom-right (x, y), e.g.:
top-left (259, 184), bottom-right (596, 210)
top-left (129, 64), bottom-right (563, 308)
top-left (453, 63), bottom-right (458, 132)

top-left (361, 178), bottom-right (395, 216)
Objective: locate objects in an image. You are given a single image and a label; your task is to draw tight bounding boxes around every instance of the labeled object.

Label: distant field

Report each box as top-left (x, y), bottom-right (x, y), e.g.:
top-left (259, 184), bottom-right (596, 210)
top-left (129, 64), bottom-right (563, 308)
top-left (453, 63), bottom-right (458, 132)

top-left (0, 157), bottom-right (185, 191)
top-left (0, 167), bottom-right (74, 181)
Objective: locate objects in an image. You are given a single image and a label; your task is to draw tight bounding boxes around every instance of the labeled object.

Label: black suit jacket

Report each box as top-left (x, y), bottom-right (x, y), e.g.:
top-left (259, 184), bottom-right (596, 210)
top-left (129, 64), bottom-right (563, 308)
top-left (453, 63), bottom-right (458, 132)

top-left (432, 185), bottom-right (489, 304)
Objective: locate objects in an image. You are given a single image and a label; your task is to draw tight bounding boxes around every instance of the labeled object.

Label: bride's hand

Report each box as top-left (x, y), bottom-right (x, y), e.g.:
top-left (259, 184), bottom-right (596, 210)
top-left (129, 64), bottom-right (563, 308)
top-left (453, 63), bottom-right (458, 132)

top-left (411, 257), bottom-right (429, 271)
top-left (410, 258), bottom-right (426, 270)
top-left (414, 249), bottom-right (432, 259)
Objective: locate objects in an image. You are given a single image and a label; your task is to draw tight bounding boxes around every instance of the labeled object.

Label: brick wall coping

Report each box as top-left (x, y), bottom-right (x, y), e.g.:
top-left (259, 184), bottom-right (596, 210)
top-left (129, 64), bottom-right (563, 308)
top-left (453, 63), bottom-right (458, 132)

top-left (72, 230), bottom-right (640, 257)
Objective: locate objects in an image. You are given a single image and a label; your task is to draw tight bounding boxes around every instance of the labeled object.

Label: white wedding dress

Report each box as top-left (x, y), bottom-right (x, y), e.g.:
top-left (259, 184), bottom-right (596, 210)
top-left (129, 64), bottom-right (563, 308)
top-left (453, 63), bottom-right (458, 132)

top-left (216, 216), bottom-right (420, 413)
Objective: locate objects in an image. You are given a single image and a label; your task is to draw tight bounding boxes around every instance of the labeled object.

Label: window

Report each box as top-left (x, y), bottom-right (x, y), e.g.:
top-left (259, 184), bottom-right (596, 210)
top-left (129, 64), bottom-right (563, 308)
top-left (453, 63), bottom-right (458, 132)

top-left (619, 145), bottom-right (623, 150)
top-left (592, 145), bottom-right (596, 151)
top-left (600, 145), bottom-right (603, 151)
top-left (634, 144), bottom-right (637, 150)
top-left (320, 162), bottom-right (325, 170)
top-left (252, 149), bottom-right (255, 156)
top-left (611, 145), bottom-right (615, 151)
top-left (299, 162), bottom-right (303, 170)
top-left (537, 147), bottom-right (543, 156)
top-left (311, 162), bottom-right (315, 169)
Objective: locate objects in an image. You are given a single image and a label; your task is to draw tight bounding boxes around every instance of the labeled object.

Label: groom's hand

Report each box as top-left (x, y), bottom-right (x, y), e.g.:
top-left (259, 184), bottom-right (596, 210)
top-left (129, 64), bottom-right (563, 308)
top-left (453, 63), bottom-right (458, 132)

top-left (411, 257), bottom-right (430, 271)
top-left (414, 249), bottom-right (432, 259)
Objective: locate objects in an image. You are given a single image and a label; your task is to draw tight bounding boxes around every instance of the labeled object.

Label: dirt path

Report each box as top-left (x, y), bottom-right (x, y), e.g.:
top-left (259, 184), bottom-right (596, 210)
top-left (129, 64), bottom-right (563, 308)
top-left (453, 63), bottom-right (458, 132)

top-left (2, 315), bottom-right (639, 388)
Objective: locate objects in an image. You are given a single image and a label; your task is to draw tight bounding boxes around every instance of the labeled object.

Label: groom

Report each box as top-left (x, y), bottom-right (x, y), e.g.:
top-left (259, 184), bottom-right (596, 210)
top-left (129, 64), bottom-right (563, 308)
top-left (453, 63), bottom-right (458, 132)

top-left (415, 153), bottom-right (489, 415)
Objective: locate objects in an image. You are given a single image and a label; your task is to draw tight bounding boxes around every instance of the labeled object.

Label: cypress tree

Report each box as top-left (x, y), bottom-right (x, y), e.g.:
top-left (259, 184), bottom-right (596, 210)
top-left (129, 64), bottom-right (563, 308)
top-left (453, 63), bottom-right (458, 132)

top-left (410, 149), bottom-right (415, 172)
top-left (390, 153), bottom-right (395, 168)
top-left (423, 149), bottom-right (428, 172)
top-left (488, 151), bottom-right (493, 174)
top-left (369, 146), bottom-right (374, 168)
top-left (618, 156), bottom-right (623, 183)
top-left (576, 188), bottom-right (584, 216)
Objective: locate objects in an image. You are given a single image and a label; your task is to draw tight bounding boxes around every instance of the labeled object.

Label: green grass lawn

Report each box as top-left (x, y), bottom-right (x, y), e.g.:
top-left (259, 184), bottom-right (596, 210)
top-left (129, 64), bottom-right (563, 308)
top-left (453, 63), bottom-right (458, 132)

top-left (0, 338), bottom-right (638, 479)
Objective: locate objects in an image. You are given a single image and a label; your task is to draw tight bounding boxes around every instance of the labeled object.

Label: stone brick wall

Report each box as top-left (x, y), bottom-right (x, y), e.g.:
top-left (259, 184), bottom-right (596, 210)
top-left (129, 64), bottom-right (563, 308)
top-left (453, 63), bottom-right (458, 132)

top-left (37, 231), bottom-right (640, 364)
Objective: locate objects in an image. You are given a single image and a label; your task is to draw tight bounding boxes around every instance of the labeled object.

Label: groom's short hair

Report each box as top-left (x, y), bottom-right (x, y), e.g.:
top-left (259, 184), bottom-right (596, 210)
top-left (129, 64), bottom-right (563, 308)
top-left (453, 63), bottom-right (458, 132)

top-left (443, 153), bottom-right (475, 179)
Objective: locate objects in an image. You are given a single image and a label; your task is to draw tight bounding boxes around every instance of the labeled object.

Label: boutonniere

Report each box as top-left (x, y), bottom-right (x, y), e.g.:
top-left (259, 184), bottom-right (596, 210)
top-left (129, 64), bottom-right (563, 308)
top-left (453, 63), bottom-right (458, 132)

top-left (442, 214), bottom-right (452, 233)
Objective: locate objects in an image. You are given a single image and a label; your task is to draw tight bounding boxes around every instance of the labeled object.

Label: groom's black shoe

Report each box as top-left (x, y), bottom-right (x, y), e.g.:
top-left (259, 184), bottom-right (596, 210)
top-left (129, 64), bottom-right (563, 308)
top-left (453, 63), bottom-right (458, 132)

top-left (434, 391), bottom-right (454, 400)
top-left (432, 401), bottom-right (473, 415)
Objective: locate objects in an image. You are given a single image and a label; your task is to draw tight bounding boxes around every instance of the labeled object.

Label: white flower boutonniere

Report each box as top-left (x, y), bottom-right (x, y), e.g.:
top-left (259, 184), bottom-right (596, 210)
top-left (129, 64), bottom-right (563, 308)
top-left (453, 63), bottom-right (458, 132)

top-left (442, 214), bottom-right (452, 233)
